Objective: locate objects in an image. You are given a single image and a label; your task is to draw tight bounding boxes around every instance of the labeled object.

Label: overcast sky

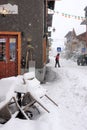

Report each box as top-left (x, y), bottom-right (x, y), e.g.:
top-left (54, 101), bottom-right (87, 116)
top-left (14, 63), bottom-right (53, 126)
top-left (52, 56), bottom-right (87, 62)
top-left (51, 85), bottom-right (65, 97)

top-left (51, 0), bottom-right (87, 48)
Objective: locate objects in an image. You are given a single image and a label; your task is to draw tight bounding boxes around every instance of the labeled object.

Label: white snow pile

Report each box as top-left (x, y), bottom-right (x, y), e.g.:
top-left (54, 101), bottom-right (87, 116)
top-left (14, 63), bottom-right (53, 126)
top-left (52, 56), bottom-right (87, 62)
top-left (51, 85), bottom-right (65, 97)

top-left (0, 77), bottom-right (17, 107)
top-left (0, 72), bottom-right (47, 109)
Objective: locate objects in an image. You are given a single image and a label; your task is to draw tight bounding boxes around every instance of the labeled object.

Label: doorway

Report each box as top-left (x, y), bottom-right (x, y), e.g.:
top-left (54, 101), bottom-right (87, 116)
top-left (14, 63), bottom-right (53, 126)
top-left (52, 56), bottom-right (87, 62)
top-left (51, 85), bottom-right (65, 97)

top-left (0, 32), bottom-right (21, 79)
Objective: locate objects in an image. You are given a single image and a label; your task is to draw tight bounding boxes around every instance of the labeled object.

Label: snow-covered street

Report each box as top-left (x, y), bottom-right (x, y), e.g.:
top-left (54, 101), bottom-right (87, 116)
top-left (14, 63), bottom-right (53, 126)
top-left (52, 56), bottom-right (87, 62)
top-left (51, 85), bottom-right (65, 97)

top-left (43, 56), bottom-right (87, 130)
top-left (0, 54), bottom-right (87, 130)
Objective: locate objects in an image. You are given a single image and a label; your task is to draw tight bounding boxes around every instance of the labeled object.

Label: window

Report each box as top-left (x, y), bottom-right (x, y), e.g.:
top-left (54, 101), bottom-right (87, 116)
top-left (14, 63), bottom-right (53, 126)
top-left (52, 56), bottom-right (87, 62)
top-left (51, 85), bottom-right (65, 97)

top-left (0, 38), bottom-right (6, 61)
top-left (9, 38), bottom-right (16, 61)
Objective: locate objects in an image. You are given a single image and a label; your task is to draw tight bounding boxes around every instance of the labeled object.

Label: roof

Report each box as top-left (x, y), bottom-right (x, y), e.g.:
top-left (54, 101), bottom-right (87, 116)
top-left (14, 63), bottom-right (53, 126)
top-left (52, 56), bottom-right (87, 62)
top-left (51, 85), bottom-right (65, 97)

top-left (65, 28), bottom-right (76, 38)
top-left (81, 19), bottom-right (87, 25)
top-left (77, 32), bottom-right (86, 41)
top-left (65, 31), bottom-right (72, 38)
top-left (84, 6), bottom-right (87, 11)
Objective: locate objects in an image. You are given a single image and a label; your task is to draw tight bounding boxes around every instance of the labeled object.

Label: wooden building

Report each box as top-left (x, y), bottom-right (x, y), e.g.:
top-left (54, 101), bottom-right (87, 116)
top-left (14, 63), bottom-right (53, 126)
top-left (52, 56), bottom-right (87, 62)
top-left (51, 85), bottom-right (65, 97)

top-left (0, 0), bottom-right (55, 82)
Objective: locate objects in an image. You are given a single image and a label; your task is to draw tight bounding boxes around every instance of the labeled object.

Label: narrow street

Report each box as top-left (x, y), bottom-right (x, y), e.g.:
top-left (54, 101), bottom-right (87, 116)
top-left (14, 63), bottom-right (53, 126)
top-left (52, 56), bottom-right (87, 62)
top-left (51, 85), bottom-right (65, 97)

top-left (42, 55), bottom-right (87, 130)
top-left (0, 1), bottom-right (87, 130)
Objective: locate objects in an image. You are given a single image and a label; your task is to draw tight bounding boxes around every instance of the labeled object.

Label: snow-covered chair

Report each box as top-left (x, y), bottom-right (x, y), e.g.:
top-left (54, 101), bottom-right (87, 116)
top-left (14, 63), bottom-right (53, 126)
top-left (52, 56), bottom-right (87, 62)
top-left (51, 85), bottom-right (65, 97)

top-left (0, 76), bottom-right (29, 123)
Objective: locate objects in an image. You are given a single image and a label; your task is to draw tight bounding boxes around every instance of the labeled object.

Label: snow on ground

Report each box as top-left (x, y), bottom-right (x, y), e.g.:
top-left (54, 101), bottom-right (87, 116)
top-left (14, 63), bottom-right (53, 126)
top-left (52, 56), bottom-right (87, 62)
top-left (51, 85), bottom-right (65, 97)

top-left (0, 51), bottom-right (87, 130)
top-left (43, 56), bottom-right (87, 130)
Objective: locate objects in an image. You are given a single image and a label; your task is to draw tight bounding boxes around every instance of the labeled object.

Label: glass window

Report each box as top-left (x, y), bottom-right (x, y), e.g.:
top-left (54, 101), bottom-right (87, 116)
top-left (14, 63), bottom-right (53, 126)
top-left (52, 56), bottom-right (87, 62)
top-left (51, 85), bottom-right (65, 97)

top-left (9, 38), bottom-right (16, 61)
top-left (0, 38), bottom-right (6, 61)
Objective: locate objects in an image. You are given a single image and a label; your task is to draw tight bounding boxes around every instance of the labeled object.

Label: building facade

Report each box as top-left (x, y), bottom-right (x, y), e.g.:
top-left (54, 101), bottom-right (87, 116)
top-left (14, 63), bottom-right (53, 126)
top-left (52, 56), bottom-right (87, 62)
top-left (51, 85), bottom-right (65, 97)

top-left (0, 0), bottom-right (55, 82)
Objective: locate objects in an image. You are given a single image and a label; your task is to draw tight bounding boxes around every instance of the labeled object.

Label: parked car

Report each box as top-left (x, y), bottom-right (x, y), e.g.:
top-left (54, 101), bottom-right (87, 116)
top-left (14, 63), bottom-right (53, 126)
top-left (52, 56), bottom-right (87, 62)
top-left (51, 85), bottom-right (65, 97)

top-left (77, 54), bottom-right (87, 66)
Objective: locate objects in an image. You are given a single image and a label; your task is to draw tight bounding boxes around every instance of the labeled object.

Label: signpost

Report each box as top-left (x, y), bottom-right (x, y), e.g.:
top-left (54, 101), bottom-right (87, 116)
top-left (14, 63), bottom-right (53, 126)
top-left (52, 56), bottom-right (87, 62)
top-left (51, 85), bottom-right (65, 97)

top-left (82, 48), bottom-right (86, 53)
top-left (57, 47), bottom-right (61, 52)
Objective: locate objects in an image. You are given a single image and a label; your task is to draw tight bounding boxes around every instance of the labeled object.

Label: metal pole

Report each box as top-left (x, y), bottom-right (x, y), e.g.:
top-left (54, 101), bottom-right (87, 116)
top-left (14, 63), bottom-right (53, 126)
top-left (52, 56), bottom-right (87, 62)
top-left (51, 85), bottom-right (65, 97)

top-left (45, 94), bottom-right (58, 107)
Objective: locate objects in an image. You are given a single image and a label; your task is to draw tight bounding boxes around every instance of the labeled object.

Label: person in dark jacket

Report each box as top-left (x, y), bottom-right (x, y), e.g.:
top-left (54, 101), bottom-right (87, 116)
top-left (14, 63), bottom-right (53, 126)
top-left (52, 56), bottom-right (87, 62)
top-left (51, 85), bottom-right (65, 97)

top-left (55, 53), bottom-right (60, 67)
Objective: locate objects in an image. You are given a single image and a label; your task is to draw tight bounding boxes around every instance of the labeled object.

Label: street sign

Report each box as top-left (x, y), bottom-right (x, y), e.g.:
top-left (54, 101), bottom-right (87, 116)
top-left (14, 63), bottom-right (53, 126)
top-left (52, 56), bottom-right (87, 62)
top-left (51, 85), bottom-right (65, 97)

top-left (82, 48), bottom-right (86, 53)
top-left (57, 47), bottom-right (61, 52)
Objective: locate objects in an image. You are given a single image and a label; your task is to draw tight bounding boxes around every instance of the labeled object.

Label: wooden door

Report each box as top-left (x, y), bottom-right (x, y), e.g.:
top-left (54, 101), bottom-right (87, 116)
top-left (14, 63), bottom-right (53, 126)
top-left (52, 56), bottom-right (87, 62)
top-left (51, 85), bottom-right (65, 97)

top-left (43, 37), bottom-right (46, 64)
top-left (0, 35), bottom-right (18, 78)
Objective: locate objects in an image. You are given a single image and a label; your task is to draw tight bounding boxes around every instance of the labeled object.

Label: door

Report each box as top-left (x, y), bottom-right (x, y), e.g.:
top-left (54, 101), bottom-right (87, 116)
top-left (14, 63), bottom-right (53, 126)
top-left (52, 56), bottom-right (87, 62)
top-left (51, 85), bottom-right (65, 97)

top-left (0, 35), bottom-right (18, 78)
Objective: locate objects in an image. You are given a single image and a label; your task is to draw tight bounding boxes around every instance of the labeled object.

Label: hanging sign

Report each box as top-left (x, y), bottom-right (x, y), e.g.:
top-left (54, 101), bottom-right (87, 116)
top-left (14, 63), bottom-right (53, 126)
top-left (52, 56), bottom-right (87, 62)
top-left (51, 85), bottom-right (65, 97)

top-left (0, 3), bottom-right (18, 14)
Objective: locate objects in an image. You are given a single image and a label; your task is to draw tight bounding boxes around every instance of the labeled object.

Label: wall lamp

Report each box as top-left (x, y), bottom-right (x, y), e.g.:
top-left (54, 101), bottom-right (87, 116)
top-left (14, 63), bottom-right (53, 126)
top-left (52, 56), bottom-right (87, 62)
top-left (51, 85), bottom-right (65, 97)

top-left (0, 7), bottom-right (9, 17)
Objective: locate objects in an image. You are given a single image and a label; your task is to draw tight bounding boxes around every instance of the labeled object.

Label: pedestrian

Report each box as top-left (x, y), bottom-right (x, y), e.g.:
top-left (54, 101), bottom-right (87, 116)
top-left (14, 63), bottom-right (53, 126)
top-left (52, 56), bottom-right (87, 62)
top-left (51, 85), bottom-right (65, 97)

top-left (55, 53), bottom-right (60, 67)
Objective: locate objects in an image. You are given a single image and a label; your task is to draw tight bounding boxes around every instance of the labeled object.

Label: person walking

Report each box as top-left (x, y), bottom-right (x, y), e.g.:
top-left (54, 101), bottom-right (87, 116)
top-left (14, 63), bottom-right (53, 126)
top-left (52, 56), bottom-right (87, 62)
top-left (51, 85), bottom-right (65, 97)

top-left (55, 53), bottom-right (60, 67)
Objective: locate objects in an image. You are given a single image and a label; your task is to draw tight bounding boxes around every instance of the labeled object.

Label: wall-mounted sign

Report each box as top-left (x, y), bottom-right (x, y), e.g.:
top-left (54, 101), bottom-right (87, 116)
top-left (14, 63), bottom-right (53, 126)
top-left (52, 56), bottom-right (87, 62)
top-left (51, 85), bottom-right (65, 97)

top-left (0, 38), bottom-right (6, 43)
top-left (0, 3), bottom-right (18, 14)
